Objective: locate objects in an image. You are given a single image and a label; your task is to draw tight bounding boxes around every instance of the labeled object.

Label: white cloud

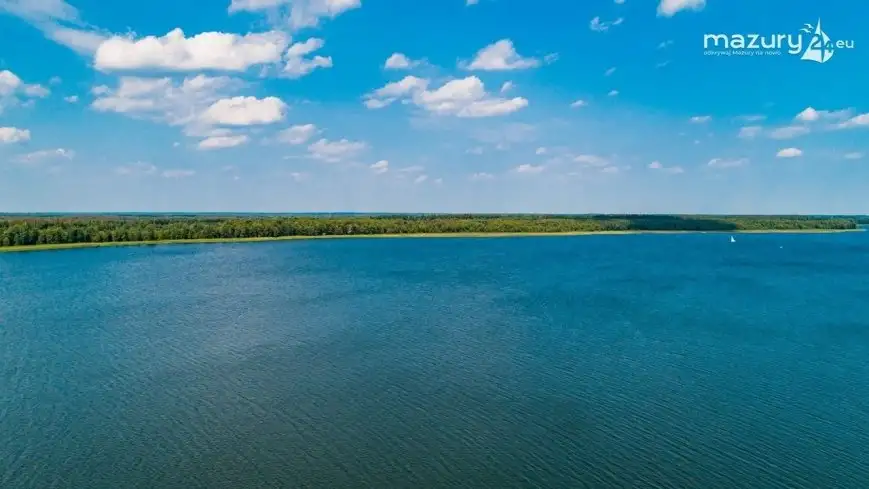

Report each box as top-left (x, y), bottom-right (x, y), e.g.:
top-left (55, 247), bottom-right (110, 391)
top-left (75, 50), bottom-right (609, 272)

top-left (737, 114), bottom-right (766, 122)
top-left (0, 0), bottom-right (79, 22)
top-left (843, 152), bottom-right (863, 160)
top-left (500, 81), bottom-right (514, 93)
top-left (465, 39), bottom-right (541, 71)
top-left (575, 154), bottom-right (609, 167)
top-left (690, 115), bottom-right (711, 123)
top-left (470, 172), bottom-right (495, 181)
top-left (23, 84), bottom-right (50, 97)
top-left (514, 163), bottom-right (544, 174)
top-left (64, 95), bottom-right (79, 103)
top-left (13, 148), bottom-right (74, 164)
top-left (607, 90), bottom-right (619, 97)
top-left (708, 157), bottom-right (748, 168)
top-left (398, 165), bottom-right (425, 174)
top-left (570, 99), bottom-right (587, 108)
top-left (115, 162), bottom-right (158, 176)
top-left (161, 169), bottom-right (195, 178)
top-left (198, 134), bottom-right (250, 150)
top-left (91, 75), bottom-right (246, 134)
top-left (466, 0), bottom-right (479, 5)
top-left (769, 125), bottom-right (810, 140)
top-left (0, 69), bottom-right (51, 112)
top-left (794, 106), bottom-right (853, 123)
top-left (657, 0), bottom-right (706, 17)
top-left (200, 96), bottom-right (287, 126)
top-left (604, 67), bottom-right (616, 76)
top-left (283, 38), bottom-right (333, 78)
top-left (837, 113), bottom-right (869, 129)
top-left (365, 75), bottom-right (528, 118)
top-left (370, 160), bottom-right (389, 174)
top-left (385, 53), bottom-right (421, 70)
top-left (228, 0), bottom-right (361, 31)
top-left (308, 138), bottom-right (367, 162)
top-left (47, 26), bottom-right (108, 54)
top-left (658, 40), bottom-right (674, 49)
top-left (0, 126), bottom-right (31, 143)
top-left (278, 124), bottom-right (318, 144)
top-left (589, 16), bottom-right (623, 32)
top-left (414, 174), bottom-right (429, 184)
top-left (648, 160), bottom-right (684, 173)
top-left (614, 0), bottom-right (625, 3)
top-left (738, 126), bottom-right (763, 139)
top-left (776, 147), bottom-right (803, 158)
top-left (94, 29), bottom-right (289, 72)
top-left (363, 75), bottom-right (429, 108)
top-left (535, 147), bottom-right (547, 155)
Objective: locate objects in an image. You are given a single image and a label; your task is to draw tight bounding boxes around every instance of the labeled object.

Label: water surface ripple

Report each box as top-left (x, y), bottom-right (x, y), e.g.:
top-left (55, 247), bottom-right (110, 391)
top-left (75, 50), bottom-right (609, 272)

top-left (2, 233), bottom-right (869, 488)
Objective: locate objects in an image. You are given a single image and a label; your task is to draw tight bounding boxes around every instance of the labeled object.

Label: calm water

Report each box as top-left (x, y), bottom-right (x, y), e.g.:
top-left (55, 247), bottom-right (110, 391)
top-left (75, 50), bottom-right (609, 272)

top-left (2, 233), bottom-right (869, 488)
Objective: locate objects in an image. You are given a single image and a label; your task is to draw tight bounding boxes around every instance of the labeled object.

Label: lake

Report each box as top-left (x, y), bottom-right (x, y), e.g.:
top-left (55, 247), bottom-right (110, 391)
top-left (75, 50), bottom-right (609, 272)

top-left (2, 232), bottom-right (869, 488)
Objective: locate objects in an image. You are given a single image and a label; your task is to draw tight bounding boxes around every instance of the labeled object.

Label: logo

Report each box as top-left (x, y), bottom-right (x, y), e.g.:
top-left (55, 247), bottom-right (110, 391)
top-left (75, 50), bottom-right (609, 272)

top-left (703, 19), bottom-right (855, 63)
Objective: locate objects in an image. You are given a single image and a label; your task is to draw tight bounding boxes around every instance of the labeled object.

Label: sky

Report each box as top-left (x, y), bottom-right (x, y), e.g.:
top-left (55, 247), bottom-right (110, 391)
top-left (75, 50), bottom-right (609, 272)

top-left (0, 0), bottom-right (867, 214)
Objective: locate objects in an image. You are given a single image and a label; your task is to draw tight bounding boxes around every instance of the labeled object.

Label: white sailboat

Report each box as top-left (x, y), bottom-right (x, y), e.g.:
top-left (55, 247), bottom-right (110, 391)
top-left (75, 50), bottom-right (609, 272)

top-left (730, 235), bottom-right (736, 243)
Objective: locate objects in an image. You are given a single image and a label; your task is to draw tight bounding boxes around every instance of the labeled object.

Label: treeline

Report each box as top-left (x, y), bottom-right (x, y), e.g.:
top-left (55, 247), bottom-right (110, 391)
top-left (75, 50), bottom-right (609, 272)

top-left (0, 215), bottom-right (857, 248)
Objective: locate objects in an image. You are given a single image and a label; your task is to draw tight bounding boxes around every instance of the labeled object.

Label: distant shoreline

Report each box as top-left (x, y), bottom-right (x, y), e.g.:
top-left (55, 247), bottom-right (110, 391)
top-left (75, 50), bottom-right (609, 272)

top-left (0, 228), bottom-right (862, 254)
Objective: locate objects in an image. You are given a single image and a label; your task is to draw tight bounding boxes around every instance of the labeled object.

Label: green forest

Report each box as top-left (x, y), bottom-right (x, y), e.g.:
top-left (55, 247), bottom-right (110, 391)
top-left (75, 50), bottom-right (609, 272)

top-left (0, 214), bottom-right (859, 248)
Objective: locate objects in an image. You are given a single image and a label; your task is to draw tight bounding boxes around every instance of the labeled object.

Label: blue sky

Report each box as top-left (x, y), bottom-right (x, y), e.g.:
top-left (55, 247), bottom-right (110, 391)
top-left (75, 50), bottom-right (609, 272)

top-left (0, 0), bottom-right (866, 213)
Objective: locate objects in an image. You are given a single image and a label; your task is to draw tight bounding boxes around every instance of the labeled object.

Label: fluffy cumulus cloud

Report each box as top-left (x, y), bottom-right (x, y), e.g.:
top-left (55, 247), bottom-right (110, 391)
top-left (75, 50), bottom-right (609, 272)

top-left (93, 29), bottom-right (289, 72)
top-left (278, 124), bottom-right (318, 144)
top-left (200, 96), bottom-right (288, 126)
top-left (776, 147), bottom-right (803, 158)
top-left (228, 0), bottom-right (361, 31)
top-left (283, 38), bottom-right (332, 78)
top-left (308, 138), bottom-right (367, 162)
top-left (89, 75), bottom-right (290, 148)
top-left (384, 53), bottom-right (422, 70)
top-left (657, 0), bottom-right (706, 16)
top-left (794, 107), bottom-right (853, 123)
top-left (370, 160), bottom-right (389, 174)
top-left (0, 126), bottom-right (31, 143)
top-left (690, 115), bottom-right (711, 123)
top-left (835, 113), bottom-right (869, 129)
top-left (0, 70), bottom-right (50, 112)
top-left (91, 75), bottom-right (244, 127)
top-left (364, 75), bottom-right (528, 118)
top-left (465, 39), bottom-right (542, 71)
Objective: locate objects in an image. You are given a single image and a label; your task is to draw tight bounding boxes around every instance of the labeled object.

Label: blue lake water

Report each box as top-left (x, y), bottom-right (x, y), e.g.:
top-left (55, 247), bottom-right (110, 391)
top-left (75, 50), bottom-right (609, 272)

top-left (2, 232), bottom-right (869, 488)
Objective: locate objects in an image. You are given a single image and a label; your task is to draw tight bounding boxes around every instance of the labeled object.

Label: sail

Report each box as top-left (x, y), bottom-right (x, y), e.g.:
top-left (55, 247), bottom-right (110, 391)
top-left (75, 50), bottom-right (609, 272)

top-left (801, 19), bottom-right (834, 63)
